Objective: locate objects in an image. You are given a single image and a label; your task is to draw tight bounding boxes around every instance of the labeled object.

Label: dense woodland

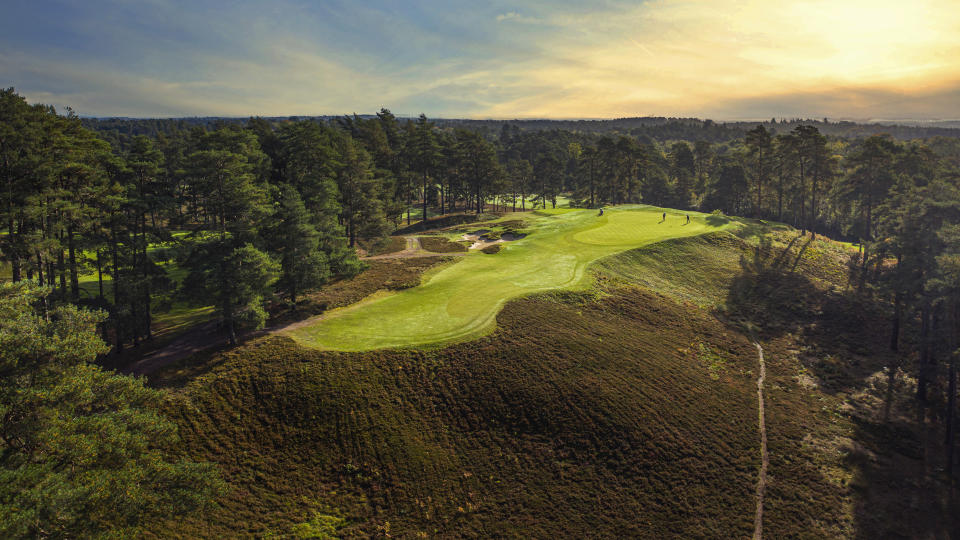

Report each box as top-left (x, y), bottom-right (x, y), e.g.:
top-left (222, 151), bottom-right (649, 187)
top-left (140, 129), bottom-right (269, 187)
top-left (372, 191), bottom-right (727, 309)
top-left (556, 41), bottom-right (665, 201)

top-left (4, 86), bottom-right (960, 534)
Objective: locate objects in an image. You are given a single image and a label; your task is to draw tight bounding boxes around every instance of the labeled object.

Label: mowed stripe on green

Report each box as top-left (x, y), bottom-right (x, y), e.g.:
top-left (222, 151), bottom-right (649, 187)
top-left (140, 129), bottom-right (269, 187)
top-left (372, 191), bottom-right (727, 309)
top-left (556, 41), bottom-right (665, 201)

top-left (287, 206), bottom-right (735, 351)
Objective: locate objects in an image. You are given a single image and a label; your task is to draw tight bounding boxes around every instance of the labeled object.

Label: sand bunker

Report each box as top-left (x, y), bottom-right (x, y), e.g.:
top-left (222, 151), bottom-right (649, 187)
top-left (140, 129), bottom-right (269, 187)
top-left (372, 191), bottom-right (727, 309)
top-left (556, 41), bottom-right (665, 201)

top-left (461, 231), bottom-right (526, 250)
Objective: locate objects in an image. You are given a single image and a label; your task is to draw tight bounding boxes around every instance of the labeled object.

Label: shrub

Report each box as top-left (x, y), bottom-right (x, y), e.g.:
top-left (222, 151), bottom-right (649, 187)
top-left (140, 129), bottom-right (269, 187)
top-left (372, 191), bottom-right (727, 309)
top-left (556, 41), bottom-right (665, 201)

top-left (419, 236), bottom-right (467, 253)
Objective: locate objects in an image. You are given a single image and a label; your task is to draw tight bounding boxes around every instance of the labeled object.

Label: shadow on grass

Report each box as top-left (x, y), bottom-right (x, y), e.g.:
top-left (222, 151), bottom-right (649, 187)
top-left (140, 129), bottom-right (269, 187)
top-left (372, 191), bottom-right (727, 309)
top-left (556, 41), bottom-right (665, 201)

top-left (719, 231), bottom-right (959, 538)
top-left (705, 214), bottom-right (731, 227)
top-left (147, 344), bottom-right (230, 389)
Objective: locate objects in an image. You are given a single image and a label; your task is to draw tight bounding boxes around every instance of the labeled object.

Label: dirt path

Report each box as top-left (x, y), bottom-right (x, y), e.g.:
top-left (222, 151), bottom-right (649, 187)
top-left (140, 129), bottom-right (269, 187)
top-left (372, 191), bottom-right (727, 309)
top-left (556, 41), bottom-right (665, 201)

top-left (122, 321), bottom-right (223, 376)
top-left (124, 314), bottom-right (318, 376)
top-left (753, 341), bottom-right (769, 540)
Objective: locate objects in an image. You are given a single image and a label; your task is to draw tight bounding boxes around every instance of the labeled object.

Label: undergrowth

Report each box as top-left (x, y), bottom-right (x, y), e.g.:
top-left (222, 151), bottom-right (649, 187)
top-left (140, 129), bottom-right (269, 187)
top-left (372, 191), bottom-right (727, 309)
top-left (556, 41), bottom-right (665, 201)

top-left (418, 236), bottom-right (468, 253)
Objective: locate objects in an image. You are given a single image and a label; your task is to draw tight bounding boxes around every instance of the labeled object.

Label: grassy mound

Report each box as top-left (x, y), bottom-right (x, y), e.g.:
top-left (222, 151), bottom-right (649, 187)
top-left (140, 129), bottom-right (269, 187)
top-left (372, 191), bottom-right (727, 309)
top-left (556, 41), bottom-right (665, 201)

top-left (149, 221), bottom-right (959, 538)
top-left (152, 287), bottom-right (760, 538)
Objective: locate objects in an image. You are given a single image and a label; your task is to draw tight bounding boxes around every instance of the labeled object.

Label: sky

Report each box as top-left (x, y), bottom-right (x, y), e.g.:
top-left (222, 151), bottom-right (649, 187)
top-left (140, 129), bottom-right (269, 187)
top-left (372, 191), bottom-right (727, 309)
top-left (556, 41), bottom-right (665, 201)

top-left (2, 0), bottom-right (960, 120)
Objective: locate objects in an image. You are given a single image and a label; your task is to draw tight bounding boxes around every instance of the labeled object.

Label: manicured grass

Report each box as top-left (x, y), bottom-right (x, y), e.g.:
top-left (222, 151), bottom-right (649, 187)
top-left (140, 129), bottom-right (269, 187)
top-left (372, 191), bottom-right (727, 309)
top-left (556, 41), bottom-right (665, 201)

top-left (287, 205), bottom-right (735, 351)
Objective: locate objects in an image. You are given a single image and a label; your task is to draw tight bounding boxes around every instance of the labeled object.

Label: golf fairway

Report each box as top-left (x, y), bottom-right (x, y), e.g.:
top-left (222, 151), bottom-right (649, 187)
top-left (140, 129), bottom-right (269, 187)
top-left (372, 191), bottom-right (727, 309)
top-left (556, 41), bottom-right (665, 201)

top-left (286, 206), bottom-right (735, 351)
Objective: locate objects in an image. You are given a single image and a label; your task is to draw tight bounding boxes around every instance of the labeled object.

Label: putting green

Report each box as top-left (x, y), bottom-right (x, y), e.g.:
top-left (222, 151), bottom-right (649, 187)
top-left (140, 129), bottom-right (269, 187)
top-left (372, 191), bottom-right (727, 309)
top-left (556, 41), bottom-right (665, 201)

top-left (287, 205), bottom-right (736, 351)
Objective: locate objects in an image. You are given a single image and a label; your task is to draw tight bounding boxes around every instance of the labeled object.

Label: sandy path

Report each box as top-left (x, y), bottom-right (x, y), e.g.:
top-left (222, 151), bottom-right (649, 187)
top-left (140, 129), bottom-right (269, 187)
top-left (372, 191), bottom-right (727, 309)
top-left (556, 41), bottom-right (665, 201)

top-left (753, 341), bottom-right (769, 540)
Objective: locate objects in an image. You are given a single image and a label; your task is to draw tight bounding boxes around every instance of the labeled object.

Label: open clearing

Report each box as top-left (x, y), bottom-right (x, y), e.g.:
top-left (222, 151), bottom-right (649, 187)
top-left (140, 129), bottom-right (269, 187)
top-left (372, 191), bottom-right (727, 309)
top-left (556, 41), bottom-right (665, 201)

top-left (286, 206), bottom-right (734, 350)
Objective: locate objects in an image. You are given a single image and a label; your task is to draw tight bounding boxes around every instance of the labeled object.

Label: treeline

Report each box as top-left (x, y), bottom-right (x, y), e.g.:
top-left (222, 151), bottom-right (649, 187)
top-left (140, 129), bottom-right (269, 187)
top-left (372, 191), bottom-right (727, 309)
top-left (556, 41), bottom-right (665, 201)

top-left (84, 115), bottom-right (960, 150)
top-left (6, 87), bottom-right (960, 436)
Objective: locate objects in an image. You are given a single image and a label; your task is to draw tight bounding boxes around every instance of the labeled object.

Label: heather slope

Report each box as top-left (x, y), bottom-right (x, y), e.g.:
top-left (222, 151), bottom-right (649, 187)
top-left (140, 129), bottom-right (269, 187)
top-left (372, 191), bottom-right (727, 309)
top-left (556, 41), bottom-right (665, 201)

top-left (148, 218), bottom-right (959, 538)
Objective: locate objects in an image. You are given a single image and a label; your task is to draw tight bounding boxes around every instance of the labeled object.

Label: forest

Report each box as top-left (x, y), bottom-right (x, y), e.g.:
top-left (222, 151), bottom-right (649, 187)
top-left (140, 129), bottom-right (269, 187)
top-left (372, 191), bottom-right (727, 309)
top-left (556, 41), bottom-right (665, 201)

top-left (3, 85), bottom-right (960, 535)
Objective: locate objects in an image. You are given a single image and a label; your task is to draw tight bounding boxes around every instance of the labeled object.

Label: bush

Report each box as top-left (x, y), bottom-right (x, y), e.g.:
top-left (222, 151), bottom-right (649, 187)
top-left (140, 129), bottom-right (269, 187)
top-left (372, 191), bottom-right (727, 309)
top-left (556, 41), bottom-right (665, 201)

top-left (419, 236), bottom-right (467, 253)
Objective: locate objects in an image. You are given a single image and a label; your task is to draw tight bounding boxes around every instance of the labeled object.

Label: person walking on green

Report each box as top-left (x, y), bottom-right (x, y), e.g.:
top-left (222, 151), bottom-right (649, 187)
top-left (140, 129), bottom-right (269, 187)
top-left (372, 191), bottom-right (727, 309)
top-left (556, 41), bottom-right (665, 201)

top-left (662, 212), bottom-right (666, 222)
top-left (686, 214), bottom-right (690, 224)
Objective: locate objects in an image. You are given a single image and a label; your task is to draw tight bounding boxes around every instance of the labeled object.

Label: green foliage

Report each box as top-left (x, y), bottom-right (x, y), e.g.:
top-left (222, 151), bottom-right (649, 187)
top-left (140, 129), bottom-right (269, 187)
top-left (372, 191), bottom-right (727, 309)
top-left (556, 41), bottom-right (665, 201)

top-left (698, 342), bottom-right (729, 380)
top-left (290, 512), bottom-right (346, 539)
top-left (181, 237), bottom-right (278, 342)
top-left (272, 185), bottom-right (330, 303)
top-left (0, 282), bottom-right (222, 538)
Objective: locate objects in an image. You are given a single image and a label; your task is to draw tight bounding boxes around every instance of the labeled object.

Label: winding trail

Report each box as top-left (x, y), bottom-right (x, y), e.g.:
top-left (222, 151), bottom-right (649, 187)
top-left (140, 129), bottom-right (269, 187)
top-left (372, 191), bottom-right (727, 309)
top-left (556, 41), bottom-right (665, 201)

top-left (752, 341), bottom-right (769, 540)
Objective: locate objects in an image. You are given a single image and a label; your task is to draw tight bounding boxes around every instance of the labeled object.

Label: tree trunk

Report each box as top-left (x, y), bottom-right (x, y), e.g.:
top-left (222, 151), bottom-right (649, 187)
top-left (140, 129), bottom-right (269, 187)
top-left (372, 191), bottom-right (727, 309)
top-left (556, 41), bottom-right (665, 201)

top-left (810, 173), bottom-right (817, 239)
top-left (110, 231), bottom-right (124, 354)
top-left (142, 219), bottom-right (152, 341)
top-left (58, 249), bottom-right (67, 297)
top-left (96, 249), bottom-right (104, 299)
top-left (68, 225), bottom-right (79, 300)
top-left (947, 352), bottom-right (957, 477)
top-left (590, 165), bottom-right (595, 208)
top-left (777, 171), bottom-right (784, 221)
top-left (918, 301), bottom-right (933, 403)
top-left (798, 158), bottom-right (806, 234)
top-left (890, 289), bottom-right (902, 351)
top-left (422, 171), bottom-right (428, 225)
top-left (756, 150), bottom-right (763, 218)
top-left (36, 250), bottom-right (44, 286)
top-left (8, 217), bottom-right (20, 282)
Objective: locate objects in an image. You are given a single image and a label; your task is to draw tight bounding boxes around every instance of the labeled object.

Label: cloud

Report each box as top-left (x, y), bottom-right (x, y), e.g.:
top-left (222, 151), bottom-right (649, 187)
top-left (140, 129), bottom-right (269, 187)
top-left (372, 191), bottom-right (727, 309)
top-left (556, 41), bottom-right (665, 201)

top-left (496, 11), bottom-right (543, 24)
top-left (2, 0), bottom-right (960, 119)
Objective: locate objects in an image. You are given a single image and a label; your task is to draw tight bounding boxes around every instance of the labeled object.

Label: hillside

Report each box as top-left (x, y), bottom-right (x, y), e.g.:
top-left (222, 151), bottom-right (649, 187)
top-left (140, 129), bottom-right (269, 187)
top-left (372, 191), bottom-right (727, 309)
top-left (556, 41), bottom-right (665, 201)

top-left (144, 215), bottom-right (959, 538)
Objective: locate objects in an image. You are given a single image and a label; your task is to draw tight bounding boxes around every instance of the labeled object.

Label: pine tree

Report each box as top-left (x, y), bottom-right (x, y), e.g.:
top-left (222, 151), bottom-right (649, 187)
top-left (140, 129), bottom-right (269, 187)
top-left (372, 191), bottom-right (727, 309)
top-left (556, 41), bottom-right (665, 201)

top-left (272, 184), bottom-right (329, 304)
top-left (0, 282), bottom-right (223, 537)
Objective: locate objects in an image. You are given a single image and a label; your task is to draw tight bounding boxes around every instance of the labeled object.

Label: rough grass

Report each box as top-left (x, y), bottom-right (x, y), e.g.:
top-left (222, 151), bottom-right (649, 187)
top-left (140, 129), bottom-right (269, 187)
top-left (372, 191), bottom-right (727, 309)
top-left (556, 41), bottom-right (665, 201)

top-left (360, 236), bottom-right (407, 256)
top-left (147, 219), bottom-right (958, 538)
top-left (418, 235), bottom-right (468, 253)
top-left (393, 213), bottom-right (501, 235)
top-left (150, 287), bottom-right (760, 538)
